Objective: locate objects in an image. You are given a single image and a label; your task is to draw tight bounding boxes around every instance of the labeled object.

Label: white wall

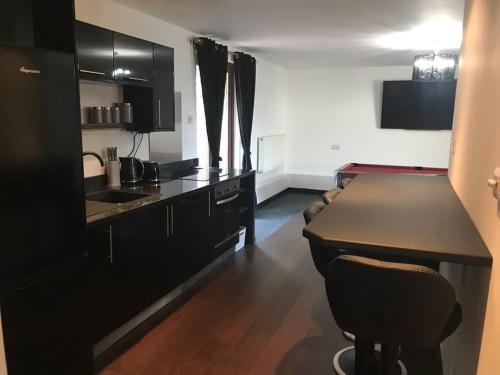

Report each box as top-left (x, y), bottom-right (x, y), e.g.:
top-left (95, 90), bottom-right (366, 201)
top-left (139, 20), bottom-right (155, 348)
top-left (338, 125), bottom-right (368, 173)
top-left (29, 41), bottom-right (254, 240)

top-left (447, 0), bottom-right (500, 373)
top-left (79, 82), bottom-right (151, 176)
top-left (75, 0), bottom-right (289, 189)
top-left (75, 0), bottom-right (197, 176)
top-left (286, 66), bottom-right (453, 189)
top-left (251, 59), bottom-right (289, 202)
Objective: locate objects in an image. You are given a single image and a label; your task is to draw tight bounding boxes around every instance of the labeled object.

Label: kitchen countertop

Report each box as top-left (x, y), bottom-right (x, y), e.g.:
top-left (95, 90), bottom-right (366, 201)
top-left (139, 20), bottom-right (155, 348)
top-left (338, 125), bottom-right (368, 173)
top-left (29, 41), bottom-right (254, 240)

top-left (85, 169), bottom-right (255, 226)
top-left (303, 173), bottom-right (492, 266)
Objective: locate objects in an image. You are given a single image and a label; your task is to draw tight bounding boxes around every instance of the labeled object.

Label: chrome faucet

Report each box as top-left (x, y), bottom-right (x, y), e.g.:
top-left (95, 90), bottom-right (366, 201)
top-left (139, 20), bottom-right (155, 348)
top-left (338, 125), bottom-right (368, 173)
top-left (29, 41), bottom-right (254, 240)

top-left (82, 152), bottom-right (104, 166)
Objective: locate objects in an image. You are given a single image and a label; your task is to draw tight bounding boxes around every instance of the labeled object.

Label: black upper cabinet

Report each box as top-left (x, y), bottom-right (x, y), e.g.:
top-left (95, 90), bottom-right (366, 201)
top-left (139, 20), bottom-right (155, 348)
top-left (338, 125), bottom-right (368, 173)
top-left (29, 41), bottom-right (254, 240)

top-left (113, 33), bottom-right (153, 86)
top-left (73, 24), bottom-right (175, 132)
top-left (0, 1), bottom-right (75, 53)
top-left (153, 44), bottom-right (175, 131)
top-left (75, 21), bottom-right (114, 81)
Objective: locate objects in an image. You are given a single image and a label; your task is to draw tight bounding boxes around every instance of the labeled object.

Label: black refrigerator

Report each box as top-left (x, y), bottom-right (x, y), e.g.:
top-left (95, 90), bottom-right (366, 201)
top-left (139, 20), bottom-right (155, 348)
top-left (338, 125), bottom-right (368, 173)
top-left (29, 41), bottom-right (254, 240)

top-left (0, 43), bottom-right (92, 374)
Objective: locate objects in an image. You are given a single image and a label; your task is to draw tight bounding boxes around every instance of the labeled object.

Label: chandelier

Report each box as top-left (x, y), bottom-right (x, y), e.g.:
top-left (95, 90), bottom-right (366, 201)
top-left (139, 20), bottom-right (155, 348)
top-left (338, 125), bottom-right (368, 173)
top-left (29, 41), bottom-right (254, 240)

top-left (412, 54), bottom-right (458, 81)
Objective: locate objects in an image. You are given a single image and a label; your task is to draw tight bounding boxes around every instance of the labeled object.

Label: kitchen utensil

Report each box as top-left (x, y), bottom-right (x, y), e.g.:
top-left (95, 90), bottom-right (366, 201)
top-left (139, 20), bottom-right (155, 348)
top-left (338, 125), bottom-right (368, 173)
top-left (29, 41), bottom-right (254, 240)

top-left (119, 157), bottom-right (144, 184)
top-left (106, 147), bottom-right (118, 161)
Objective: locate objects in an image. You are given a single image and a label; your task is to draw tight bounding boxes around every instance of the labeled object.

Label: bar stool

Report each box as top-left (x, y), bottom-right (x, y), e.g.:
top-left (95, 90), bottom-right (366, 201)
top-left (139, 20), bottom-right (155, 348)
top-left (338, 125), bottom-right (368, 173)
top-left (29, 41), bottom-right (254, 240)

top-left (323, 188), bottom-right (342, 205)
top-left (303, 201), bottom-right (344, 277)
top-left (340, 177), bottom-right (353, 189)
top-left (325, 255), bottom-right (462, 375)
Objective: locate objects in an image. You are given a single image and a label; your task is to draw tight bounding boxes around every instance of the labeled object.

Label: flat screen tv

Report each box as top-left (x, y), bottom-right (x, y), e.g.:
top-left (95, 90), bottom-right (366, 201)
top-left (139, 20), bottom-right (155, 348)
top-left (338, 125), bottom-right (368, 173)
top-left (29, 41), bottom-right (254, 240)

top-left (381, 80), bottom-right (457, 130)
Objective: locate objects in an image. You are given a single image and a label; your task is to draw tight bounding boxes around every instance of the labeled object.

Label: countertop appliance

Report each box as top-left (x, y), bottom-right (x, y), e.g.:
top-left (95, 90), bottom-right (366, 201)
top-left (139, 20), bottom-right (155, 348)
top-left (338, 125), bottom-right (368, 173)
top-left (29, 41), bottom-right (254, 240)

top-left (143, 161), bottom-right (160, 183)
top-left (120, 157), bottom-right (144, 184)
top-left (0, 43), bottom-right (86, 289)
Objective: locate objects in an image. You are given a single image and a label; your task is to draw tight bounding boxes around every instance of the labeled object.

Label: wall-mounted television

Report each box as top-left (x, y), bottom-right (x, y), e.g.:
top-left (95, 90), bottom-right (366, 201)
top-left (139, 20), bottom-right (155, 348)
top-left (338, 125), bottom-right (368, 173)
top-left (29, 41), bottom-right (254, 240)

top-left (381, 80), bottom-right (457, 130)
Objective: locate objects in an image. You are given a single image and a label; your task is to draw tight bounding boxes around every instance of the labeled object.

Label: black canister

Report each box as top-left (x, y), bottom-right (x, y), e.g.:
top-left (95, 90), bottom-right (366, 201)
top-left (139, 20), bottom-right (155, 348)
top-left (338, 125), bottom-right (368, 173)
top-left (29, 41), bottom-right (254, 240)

top-left (120, 103), bottom-right (133, 123)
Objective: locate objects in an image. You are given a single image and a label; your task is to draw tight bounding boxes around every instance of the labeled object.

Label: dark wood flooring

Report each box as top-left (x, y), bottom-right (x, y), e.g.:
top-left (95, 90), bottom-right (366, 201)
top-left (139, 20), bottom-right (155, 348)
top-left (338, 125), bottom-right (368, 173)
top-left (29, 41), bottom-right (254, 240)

top-left (100, 214), bottom-right (434, 375)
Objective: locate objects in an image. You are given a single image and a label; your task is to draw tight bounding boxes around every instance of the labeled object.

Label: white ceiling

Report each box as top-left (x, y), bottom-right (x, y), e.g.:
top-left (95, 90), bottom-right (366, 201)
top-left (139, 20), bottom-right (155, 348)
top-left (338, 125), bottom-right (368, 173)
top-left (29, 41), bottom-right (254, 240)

top-left (112, 0), bottom-right (465, 68)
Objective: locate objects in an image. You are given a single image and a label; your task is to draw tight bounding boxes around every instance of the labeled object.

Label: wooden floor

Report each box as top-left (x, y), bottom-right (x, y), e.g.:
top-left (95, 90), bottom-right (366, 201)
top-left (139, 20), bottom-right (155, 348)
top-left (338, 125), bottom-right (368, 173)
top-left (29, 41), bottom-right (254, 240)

top-left (100, 214), bottom-right (350, 375)
top-left (100, 214), bottom-right (436, 375)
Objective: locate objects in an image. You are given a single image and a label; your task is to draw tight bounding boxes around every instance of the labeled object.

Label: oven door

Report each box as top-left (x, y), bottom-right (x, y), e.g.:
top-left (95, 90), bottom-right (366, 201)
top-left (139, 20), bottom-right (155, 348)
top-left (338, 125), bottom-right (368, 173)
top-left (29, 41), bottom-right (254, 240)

top-left (213, 192), bottom-right (240, 255)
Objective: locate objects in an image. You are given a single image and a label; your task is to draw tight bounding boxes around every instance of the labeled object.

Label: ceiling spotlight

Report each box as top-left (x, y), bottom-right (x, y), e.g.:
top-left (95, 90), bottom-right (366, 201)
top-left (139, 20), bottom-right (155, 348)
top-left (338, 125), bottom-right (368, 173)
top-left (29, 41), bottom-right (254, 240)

top-left (376, 19), bottom-right (463, 51)
top-left (412, 54), bottom-right (458, 81)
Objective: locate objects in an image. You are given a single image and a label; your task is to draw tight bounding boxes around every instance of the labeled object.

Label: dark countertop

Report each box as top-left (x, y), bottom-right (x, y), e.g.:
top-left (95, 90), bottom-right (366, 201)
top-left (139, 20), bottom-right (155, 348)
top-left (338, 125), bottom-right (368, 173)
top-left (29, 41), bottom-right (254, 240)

top-left (86, 169), bottom-right (255, 227)
top-left (303, 173), bottom-right (492, 267)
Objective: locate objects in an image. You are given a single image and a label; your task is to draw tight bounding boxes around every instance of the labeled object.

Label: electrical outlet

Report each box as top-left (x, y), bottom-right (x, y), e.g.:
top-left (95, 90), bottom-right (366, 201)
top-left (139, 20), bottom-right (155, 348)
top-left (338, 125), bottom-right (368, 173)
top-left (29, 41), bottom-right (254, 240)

top-left (331, 144), bottom-right (340, 150)
top-left (187, 115), bottom-right (193, 124)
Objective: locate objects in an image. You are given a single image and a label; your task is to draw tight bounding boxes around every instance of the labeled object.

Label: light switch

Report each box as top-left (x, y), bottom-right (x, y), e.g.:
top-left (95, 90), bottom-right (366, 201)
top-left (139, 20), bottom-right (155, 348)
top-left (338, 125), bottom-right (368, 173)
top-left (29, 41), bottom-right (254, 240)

top-left (487, 168), bottom-right (500, 200)
top-left (488, 168), bottom-right (500, 218)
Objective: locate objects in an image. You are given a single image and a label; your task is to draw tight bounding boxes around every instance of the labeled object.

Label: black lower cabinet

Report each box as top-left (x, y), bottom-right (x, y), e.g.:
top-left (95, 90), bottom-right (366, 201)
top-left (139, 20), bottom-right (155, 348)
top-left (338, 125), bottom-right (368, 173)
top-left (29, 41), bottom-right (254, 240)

top-left (83, 188), bottom-right (237, 346)
top-left (152, 192), bottom-right (211, 301)
top-left (1, 255), bottom-right (93, 375)
top-left (172, 191), bottom-right (212, 278)
top-left (112, 205), bottom-right (167, 327)
top-left (85, 226), bottom-right (116, 343)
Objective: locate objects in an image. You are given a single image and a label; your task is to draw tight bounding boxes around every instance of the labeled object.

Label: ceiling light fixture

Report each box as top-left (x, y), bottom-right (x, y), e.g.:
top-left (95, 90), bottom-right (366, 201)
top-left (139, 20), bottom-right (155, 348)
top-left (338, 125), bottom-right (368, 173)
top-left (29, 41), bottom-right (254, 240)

top-left (412, 54), bottom-right (457, 81)
top-left (376, 19), bottom-right (463, 51)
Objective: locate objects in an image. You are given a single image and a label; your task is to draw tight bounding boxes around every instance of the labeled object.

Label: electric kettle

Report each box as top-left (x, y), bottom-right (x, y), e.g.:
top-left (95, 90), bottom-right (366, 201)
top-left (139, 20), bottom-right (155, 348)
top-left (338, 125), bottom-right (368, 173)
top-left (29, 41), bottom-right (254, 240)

top-left (119, 157), bottom-right (144, 184)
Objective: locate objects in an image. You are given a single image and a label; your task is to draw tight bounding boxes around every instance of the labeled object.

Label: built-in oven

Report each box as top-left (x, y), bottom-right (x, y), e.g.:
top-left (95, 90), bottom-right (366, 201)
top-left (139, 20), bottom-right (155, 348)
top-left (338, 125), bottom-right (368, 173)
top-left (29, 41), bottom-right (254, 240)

top-left (212, 179), bottom-right (240, 256)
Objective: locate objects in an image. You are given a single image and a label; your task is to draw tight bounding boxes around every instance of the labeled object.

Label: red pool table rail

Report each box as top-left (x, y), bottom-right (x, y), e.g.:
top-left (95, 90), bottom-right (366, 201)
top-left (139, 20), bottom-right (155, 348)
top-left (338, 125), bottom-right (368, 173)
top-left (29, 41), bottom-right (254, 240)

top-left (337, 163), bottom-right (448, 186)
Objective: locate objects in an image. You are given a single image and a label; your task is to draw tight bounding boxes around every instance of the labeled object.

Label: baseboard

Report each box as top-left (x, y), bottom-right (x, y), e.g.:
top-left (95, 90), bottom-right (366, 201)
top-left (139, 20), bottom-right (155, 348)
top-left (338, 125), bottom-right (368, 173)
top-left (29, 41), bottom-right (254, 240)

top-left (256, 187), bottom-right (325, 209)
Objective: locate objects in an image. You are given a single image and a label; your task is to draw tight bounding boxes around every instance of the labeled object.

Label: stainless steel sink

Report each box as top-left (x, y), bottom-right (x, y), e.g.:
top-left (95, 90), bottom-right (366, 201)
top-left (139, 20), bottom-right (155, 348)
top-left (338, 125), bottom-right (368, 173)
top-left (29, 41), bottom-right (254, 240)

top-left (86, 190), bottom-right (150, 204)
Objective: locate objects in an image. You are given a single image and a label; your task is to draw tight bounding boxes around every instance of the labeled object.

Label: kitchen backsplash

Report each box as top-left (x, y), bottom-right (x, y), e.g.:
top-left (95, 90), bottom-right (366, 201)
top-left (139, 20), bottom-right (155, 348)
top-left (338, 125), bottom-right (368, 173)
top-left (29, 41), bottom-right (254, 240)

top-left (80, 81), bottom-right (149, 177)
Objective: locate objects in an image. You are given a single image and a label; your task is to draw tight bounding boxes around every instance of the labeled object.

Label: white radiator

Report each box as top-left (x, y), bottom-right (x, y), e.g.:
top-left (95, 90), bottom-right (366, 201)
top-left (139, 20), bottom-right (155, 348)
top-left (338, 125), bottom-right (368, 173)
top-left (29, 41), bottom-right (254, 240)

top-left (257, 134), bottom-right (286, 174)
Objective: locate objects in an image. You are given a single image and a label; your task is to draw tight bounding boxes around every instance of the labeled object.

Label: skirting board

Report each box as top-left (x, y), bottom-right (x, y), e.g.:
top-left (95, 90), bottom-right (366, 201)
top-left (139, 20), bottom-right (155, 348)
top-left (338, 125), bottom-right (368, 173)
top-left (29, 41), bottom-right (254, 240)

top-left (255, 173), bottom-right (335, 207)
top-left (257, 187), bottom-right (326, 209)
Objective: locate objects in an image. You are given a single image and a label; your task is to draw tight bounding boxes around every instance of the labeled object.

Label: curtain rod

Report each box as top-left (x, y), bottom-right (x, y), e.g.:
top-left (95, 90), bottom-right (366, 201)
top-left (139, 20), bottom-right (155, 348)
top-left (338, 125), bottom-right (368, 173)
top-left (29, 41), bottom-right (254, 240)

top-left (191, 37), bottom-right (252, 57)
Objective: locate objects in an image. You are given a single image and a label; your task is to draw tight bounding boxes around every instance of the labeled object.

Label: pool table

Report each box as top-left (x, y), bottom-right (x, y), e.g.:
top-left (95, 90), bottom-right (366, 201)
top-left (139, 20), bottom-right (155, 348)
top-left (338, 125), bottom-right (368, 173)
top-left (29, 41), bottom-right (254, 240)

top-left (336, 163), bottom-right (448, 187)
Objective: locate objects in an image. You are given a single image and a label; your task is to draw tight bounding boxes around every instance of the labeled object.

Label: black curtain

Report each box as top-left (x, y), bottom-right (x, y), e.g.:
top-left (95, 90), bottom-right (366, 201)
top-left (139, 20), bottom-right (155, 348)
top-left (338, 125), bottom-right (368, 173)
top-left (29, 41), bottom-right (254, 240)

top-left (194, 38), bottom-right (228, 168)
top-left (234, 52), bottom-right (256, 170)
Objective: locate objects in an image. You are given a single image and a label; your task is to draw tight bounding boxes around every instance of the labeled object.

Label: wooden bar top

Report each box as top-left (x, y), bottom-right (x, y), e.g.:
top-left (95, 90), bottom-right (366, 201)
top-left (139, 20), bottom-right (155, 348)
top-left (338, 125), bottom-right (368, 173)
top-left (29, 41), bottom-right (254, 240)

top-left (303, 174), bottom-right (492, 267)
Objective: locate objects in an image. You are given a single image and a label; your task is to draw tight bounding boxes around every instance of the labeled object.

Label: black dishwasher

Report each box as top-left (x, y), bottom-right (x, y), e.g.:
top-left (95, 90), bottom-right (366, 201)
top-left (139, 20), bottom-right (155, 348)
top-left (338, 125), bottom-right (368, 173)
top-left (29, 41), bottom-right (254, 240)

top-left (212, 179), bottom-right (240, 257)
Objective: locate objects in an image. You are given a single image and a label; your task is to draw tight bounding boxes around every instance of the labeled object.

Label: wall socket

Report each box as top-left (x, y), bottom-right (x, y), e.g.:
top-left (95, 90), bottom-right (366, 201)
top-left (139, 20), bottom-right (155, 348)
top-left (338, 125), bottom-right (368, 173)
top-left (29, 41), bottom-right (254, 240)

top-left (187, 115), bottom-right (193, 124)
top-left (331, 144), bottom-right (340, 150)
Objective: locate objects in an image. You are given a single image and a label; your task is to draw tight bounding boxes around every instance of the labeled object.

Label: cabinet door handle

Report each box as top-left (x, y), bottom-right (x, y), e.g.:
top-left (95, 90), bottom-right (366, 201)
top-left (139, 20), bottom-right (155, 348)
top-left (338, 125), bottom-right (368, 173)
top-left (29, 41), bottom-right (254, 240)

top-left (128, 76), bottom-right (148, 82)
top-left (170, 205), bottom-right (174, 236)
top-left (166, 205), bottom-right (170, 238)
top-left (157, 99), bottom-right (161, 127)
top-left (80, 69), bottom-right (106, 76)
top-left (208, 192), bottom-right (211, 217)
top-left (108, 225), bottom-right (114, 263)
top-left (216, 193), bottom-right (239, 205)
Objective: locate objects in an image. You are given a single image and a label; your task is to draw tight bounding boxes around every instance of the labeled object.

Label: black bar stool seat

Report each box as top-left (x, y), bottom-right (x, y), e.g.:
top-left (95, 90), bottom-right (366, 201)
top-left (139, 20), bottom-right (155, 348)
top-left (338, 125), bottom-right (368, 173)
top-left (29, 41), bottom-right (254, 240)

top-left (325, 255), bottom-right (462, 375)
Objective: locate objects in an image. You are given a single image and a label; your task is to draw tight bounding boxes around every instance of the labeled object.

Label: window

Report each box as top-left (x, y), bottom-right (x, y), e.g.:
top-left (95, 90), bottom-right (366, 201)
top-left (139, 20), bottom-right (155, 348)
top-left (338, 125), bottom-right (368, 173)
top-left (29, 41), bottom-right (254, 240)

top-left (196, 63), bottom-right (241, 170)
